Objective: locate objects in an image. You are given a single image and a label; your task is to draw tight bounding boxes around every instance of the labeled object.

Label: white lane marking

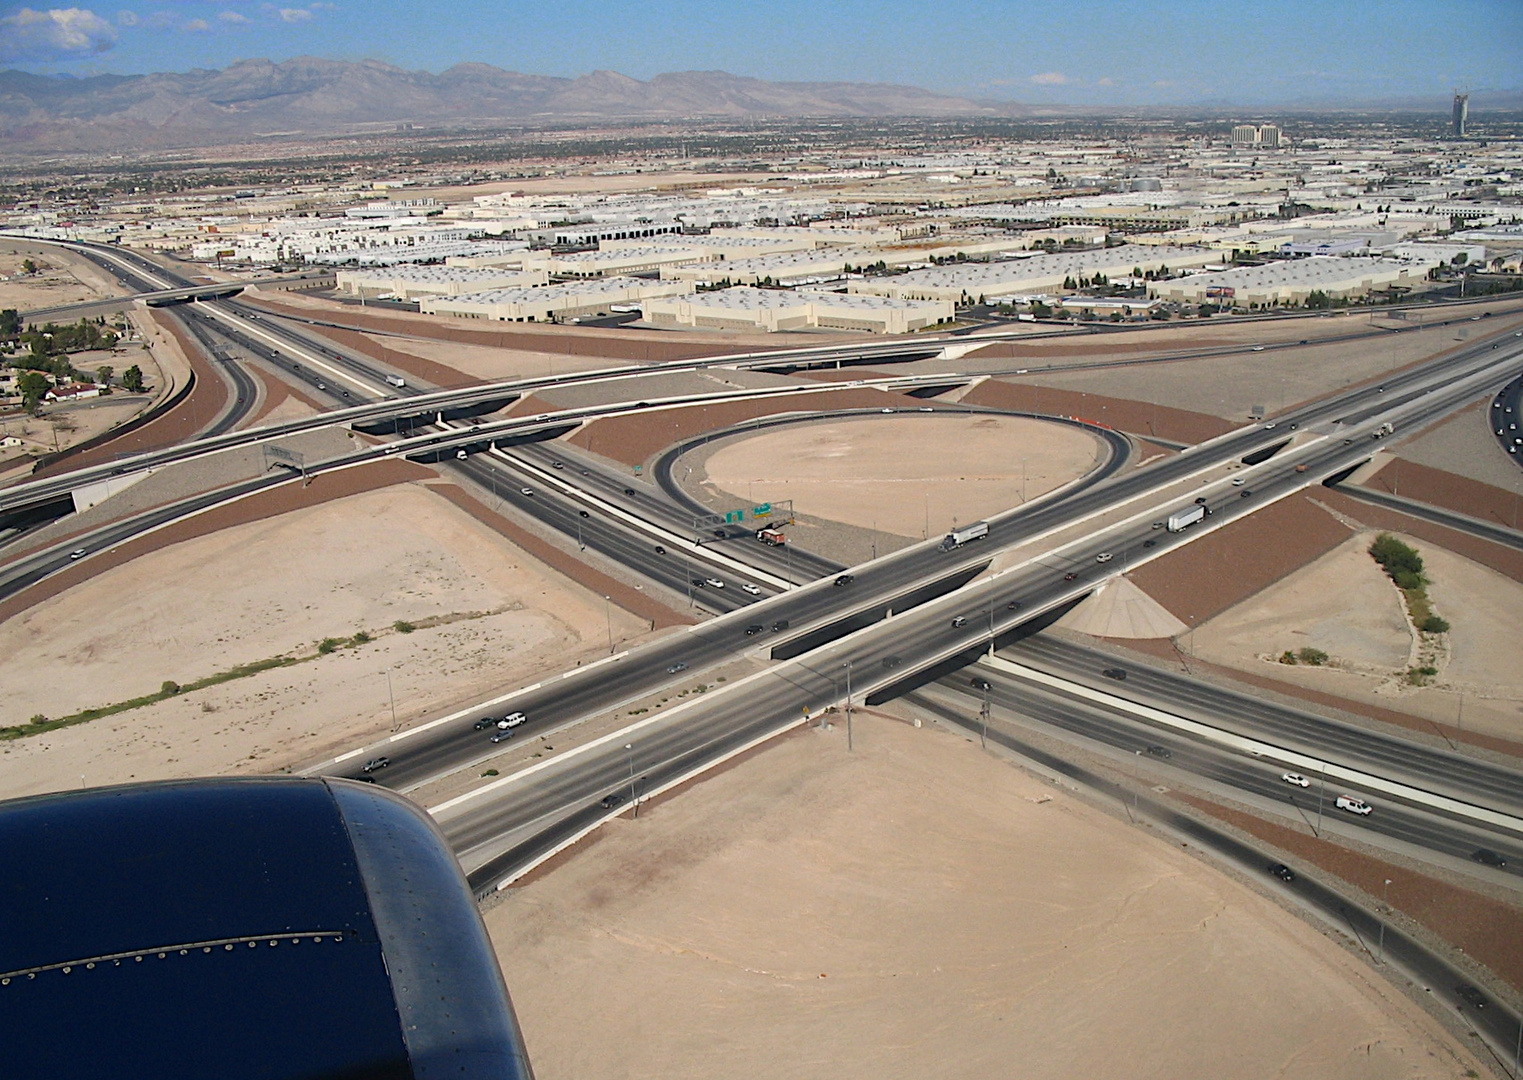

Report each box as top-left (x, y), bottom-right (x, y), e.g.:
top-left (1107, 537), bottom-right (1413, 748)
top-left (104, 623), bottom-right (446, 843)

top-left (980, 655), bottom-right (1523, 834)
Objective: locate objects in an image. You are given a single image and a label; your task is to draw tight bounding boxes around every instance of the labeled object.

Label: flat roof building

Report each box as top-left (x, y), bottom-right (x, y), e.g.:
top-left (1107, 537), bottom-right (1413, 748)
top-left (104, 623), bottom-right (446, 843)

top-left (849, 245), bottom-right (1221, 303)
top-left (335, 266), bottom-right (548, 299)
top-left (420, 277), bottom-right (687, 322)
top-left (642, 287), bottom-right (952, 334)
top-left (1148, 255), bottom-right (1436, 307)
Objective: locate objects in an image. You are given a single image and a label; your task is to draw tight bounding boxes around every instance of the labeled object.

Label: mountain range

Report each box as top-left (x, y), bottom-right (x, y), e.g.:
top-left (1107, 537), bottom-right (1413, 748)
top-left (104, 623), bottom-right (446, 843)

top-left (0, 58), bottom-right (1021, 153)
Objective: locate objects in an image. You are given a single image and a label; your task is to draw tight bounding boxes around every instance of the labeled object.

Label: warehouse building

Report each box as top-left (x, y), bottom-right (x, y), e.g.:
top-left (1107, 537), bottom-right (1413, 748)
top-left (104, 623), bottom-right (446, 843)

top-left (663, 248), bottom-right (876, 286)
top-left (524, 245), bottom-right (717, 278)
top-left (849, 246), bottom-right (1221, 303)
top-left (1148, 255), bottom-right (1438, 307)
top-left (642, 287), bottom-right (952, 334)
top-left (420, 277), bottom-right (687, 322)
top-left (335, 266), bottom-right (547, 300)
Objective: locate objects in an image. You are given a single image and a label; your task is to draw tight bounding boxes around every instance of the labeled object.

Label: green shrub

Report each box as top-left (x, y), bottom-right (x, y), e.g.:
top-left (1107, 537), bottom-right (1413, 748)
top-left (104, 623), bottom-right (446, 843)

top-left (161, 680), bottom-right (180, 695)
top-left (29, 713), bottom-right (48, 726)
top-left (352, 630), bottom-right (371, 645)
top-left (1392, 569), bottom-right (1424, 591)
top-left (393, 620), bottom-right (415, 634)
top-left (1421, 615), bottom-right (1450, 634)
top-left (1369, 533), bottom-right (1424, 581)
top-left (1279, 650), bottom-right (1298, 665)
top-left (1297, 647), bottom-right (1329, 666)
top-left (317, 638), bottom-right (341, 655)
top-left (481, 769), bottom-right (499, 777)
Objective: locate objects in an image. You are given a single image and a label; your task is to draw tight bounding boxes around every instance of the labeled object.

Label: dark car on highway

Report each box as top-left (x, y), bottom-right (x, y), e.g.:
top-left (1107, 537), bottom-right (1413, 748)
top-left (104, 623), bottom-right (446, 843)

top-left (599, 792), bottom-right (626, 809)
top-left (834, 574), bottom-right (854, 587)
top-left (1456, 984), bottom-right (1489, 1010)
top-left (473, 717), bottom-right (496, 730)
top-left (771, 620), bottom-right (790, 633)
top-left (745, 624), bottom-right (765, 636)
top-left (1472, 848), bottom-right (1508, 868)
top-left (1063, 572), bottom-right (1078, 582)
top-left (1268, 863), bottom-right (1296, 882)
top-left (1144, 745), bottom-right (1171, 759)
top-left (1102, 668), bottom-right (1127, 681)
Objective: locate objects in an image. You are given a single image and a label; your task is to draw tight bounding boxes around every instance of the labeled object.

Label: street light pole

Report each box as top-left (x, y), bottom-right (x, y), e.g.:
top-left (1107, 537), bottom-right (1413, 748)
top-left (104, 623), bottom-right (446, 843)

top-left (980, 682), bottom-right (990, 750)
top-left (604, 595), bottom-right (614, 654)
top-left (624, 743), bottom-right (635, 809)
top-left (845, 659), bottom-right (853, 752)
top-left (1379, 878), bottom-right (1392, 964)
top-left (385, 668), bottom-right (398, 733)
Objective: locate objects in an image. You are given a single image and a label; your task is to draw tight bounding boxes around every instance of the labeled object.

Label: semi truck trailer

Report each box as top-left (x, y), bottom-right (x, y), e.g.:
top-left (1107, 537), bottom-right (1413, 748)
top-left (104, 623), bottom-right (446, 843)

top-left (940, 521), bottom-right (990, 551)
top-left (1166, 505), bottom-right (1206, 533)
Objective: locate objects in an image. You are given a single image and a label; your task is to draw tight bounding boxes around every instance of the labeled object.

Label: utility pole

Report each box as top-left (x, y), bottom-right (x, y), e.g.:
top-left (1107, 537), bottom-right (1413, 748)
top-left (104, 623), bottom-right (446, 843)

top-left (1378, 877), bottom-right (1392, 964)
top-left (979, 682), bottom-right (990, 750)
top-left (1315, 765), bottom-right (1326, 837)
top-left (845, 659), bottom-right (854, 752)
top-left (386, 668), bottom-right (398, 733)
top-left (604, 595), bottom-right (614, 654)
top-left (624, 743), bottom-right (635, 808)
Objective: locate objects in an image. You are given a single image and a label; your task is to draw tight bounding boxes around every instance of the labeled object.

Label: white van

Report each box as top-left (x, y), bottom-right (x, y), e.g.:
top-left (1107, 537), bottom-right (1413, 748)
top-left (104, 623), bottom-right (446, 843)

top-left (497, 711), bottom-right (526, 730)
top-left (1335, 795), bottom-right (1373, 816)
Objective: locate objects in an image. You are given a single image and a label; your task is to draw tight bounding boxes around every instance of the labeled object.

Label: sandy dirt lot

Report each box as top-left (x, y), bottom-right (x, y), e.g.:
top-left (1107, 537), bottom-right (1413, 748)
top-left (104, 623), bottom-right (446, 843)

top-left (359, 331), bottom-right (617, 384)
top-left (959, 303), bottom-right (1523, 423)
top-left (487, 712), bottom-right (1483, 1080)
top-left (0, 246), bottom-right (126, 310)
top-left (1377, 398), bottom-right (1523, 498)
top-left (0, 483), bottom-right (647, 800)
top-left (701, 414), bottom-right (1103, 540)
top-left (1191, 531), bottom-right (1523, 743)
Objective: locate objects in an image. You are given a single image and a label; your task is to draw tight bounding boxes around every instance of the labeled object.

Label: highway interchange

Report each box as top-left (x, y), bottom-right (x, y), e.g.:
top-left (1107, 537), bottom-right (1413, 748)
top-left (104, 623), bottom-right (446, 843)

top-left (8, 234), bottom-right (1523, 1070)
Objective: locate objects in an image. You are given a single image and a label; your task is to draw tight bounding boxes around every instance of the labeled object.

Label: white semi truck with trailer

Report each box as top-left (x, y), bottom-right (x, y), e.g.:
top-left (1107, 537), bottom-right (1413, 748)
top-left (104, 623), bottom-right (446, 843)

top-left (1166, 505), bottom-right (1206, 533)
top-left (940, 521), bottom-right (990, 551)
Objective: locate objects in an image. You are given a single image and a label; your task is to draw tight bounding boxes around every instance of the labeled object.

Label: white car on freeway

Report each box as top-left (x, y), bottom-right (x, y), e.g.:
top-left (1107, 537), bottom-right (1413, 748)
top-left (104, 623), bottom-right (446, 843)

top-left (1280, 773), bottom-right (1310, 788)
top-left (740, 583), bottom-right (762, 595)
top-left (704, 577), bottom-right (725, 589)
top-left (1335, 795), bottom-right (1373, 816)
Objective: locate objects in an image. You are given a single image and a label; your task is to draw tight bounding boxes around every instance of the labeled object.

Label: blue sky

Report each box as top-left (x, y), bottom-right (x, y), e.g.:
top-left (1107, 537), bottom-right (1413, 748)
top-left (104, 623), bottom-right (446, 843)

top-left (3, 0), bottom-right (1520, 106)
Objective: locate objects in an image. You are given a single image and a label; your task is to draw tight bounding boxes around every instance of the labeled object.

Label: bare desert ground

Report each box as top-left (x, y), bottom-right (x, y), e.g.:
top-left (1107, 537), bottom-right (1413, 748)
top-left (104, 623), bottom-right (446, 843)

top-left (701, 414), bottom-right (1104, 540)
top-left (1191, 531), bottom-right (1523, 743)
top-left (487, 711), bottom-right (1484, 1080)
top-left (0, 245), bottom-right (126, 310)
top-left (359, 331), bottom-right (618, 383)
top-left (0, 483), bottom-right (647, 800)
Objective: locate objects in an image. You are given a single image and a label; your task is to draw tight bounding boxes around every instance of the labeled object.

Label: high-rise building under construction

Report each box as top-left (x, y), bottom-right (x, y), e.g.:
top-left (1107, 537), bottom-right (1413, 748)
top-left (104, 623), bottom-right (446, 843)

top-left (1453, 92), bottom-right (1469, 138)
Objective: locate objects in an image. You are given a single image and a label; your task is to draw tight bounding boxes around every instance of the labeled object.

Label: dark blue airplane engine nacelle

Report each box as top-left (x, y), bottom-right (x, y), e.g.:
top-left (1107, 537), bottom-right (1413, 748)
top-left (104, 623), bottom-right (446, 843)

top-left (0, 777), bottom-right (534, 1080)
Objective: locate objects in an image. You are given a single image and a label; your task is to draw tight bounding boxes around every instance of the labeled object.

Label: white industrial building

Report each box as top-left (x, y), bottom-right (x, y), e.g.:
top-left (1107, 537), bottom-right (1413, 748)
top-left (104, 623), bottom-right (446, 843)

top-left (642, 287), bottom-right (952, 334)
top-left (420, 277), bottom-right (686, 322)
top-left (662, 248), bottom-right (877, 286)
top-left (523, 245), bottom-right (716, 278)
top-left (850, 246), bottom-right (1221, 303)
top-left (335, 266), bottom-right (548, 300)
top-left (1149, 255), bottom-right (1439, 307)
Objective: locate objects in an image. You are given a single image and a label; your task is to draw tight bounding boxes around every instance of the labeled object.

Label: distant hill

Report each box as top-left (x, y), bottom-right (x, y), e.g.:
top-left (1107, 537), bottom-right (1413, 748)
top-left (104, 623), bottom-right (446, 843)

top-left (0, 58), bottom-right (1022, 152)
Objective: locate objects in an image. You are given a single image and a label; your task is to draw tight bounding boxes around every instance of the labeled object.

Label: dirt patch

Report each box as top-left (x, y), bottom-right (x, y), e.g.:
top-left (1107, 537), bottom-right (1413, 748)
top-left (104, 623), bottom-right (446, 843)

top-left (702, 413), bottom-right (1102, 540)
top-left (1194, 533), bottom-right (1413, 673)
top-left (0, 482), bottom-right (653, 800)
top-left (568, 386), bottom-right (928, 468)
top-left (1129, 493), bottom-right (1355, 627)
top-left (0, 457), bottom-right (434, 625)
top-left (962, 376), bottom-right (1234, 444)
top-left (1382, 395), bottom-right (1523, 497)
top-left (486, 712), bottom-right (1485, 1079)
top-left (1364, 454), bottom-right (1523, 527)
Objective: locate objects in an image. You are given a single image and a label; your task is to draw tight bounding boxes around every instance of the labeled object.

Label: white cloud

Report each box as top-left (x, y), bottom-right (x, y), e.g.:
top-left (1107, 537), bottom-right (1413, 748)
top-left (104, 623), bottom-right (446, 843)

top-left (1097, 77), bottom-right (1116, 87)
top-left (0, 7), bottom-right (118, 61)
top-left (116, 8), bottom-right (137, 26)
top-left (182, 16), bottom-right (209, 31)
top-left (1029, 71), bottom-right (1069, 86)
top-left (219, 9), bottom-right (250, 23)
top-left (278, 7), bottom-right (313, 21)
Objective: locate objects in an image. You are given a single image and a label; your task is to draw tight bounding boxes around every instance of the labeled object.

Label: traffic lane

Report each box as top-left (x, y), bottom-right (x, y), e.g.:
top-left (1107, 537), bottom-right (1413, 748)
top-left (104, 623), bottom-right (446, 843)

top-left (941, 674), bottom-right (1523, 877)
top-left (1014, 635), bottom-right (1523, 813)
top-left (905, 689), bottom-right (1523, 1063)
top-left (514, 441), bottom-right (837, 582)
